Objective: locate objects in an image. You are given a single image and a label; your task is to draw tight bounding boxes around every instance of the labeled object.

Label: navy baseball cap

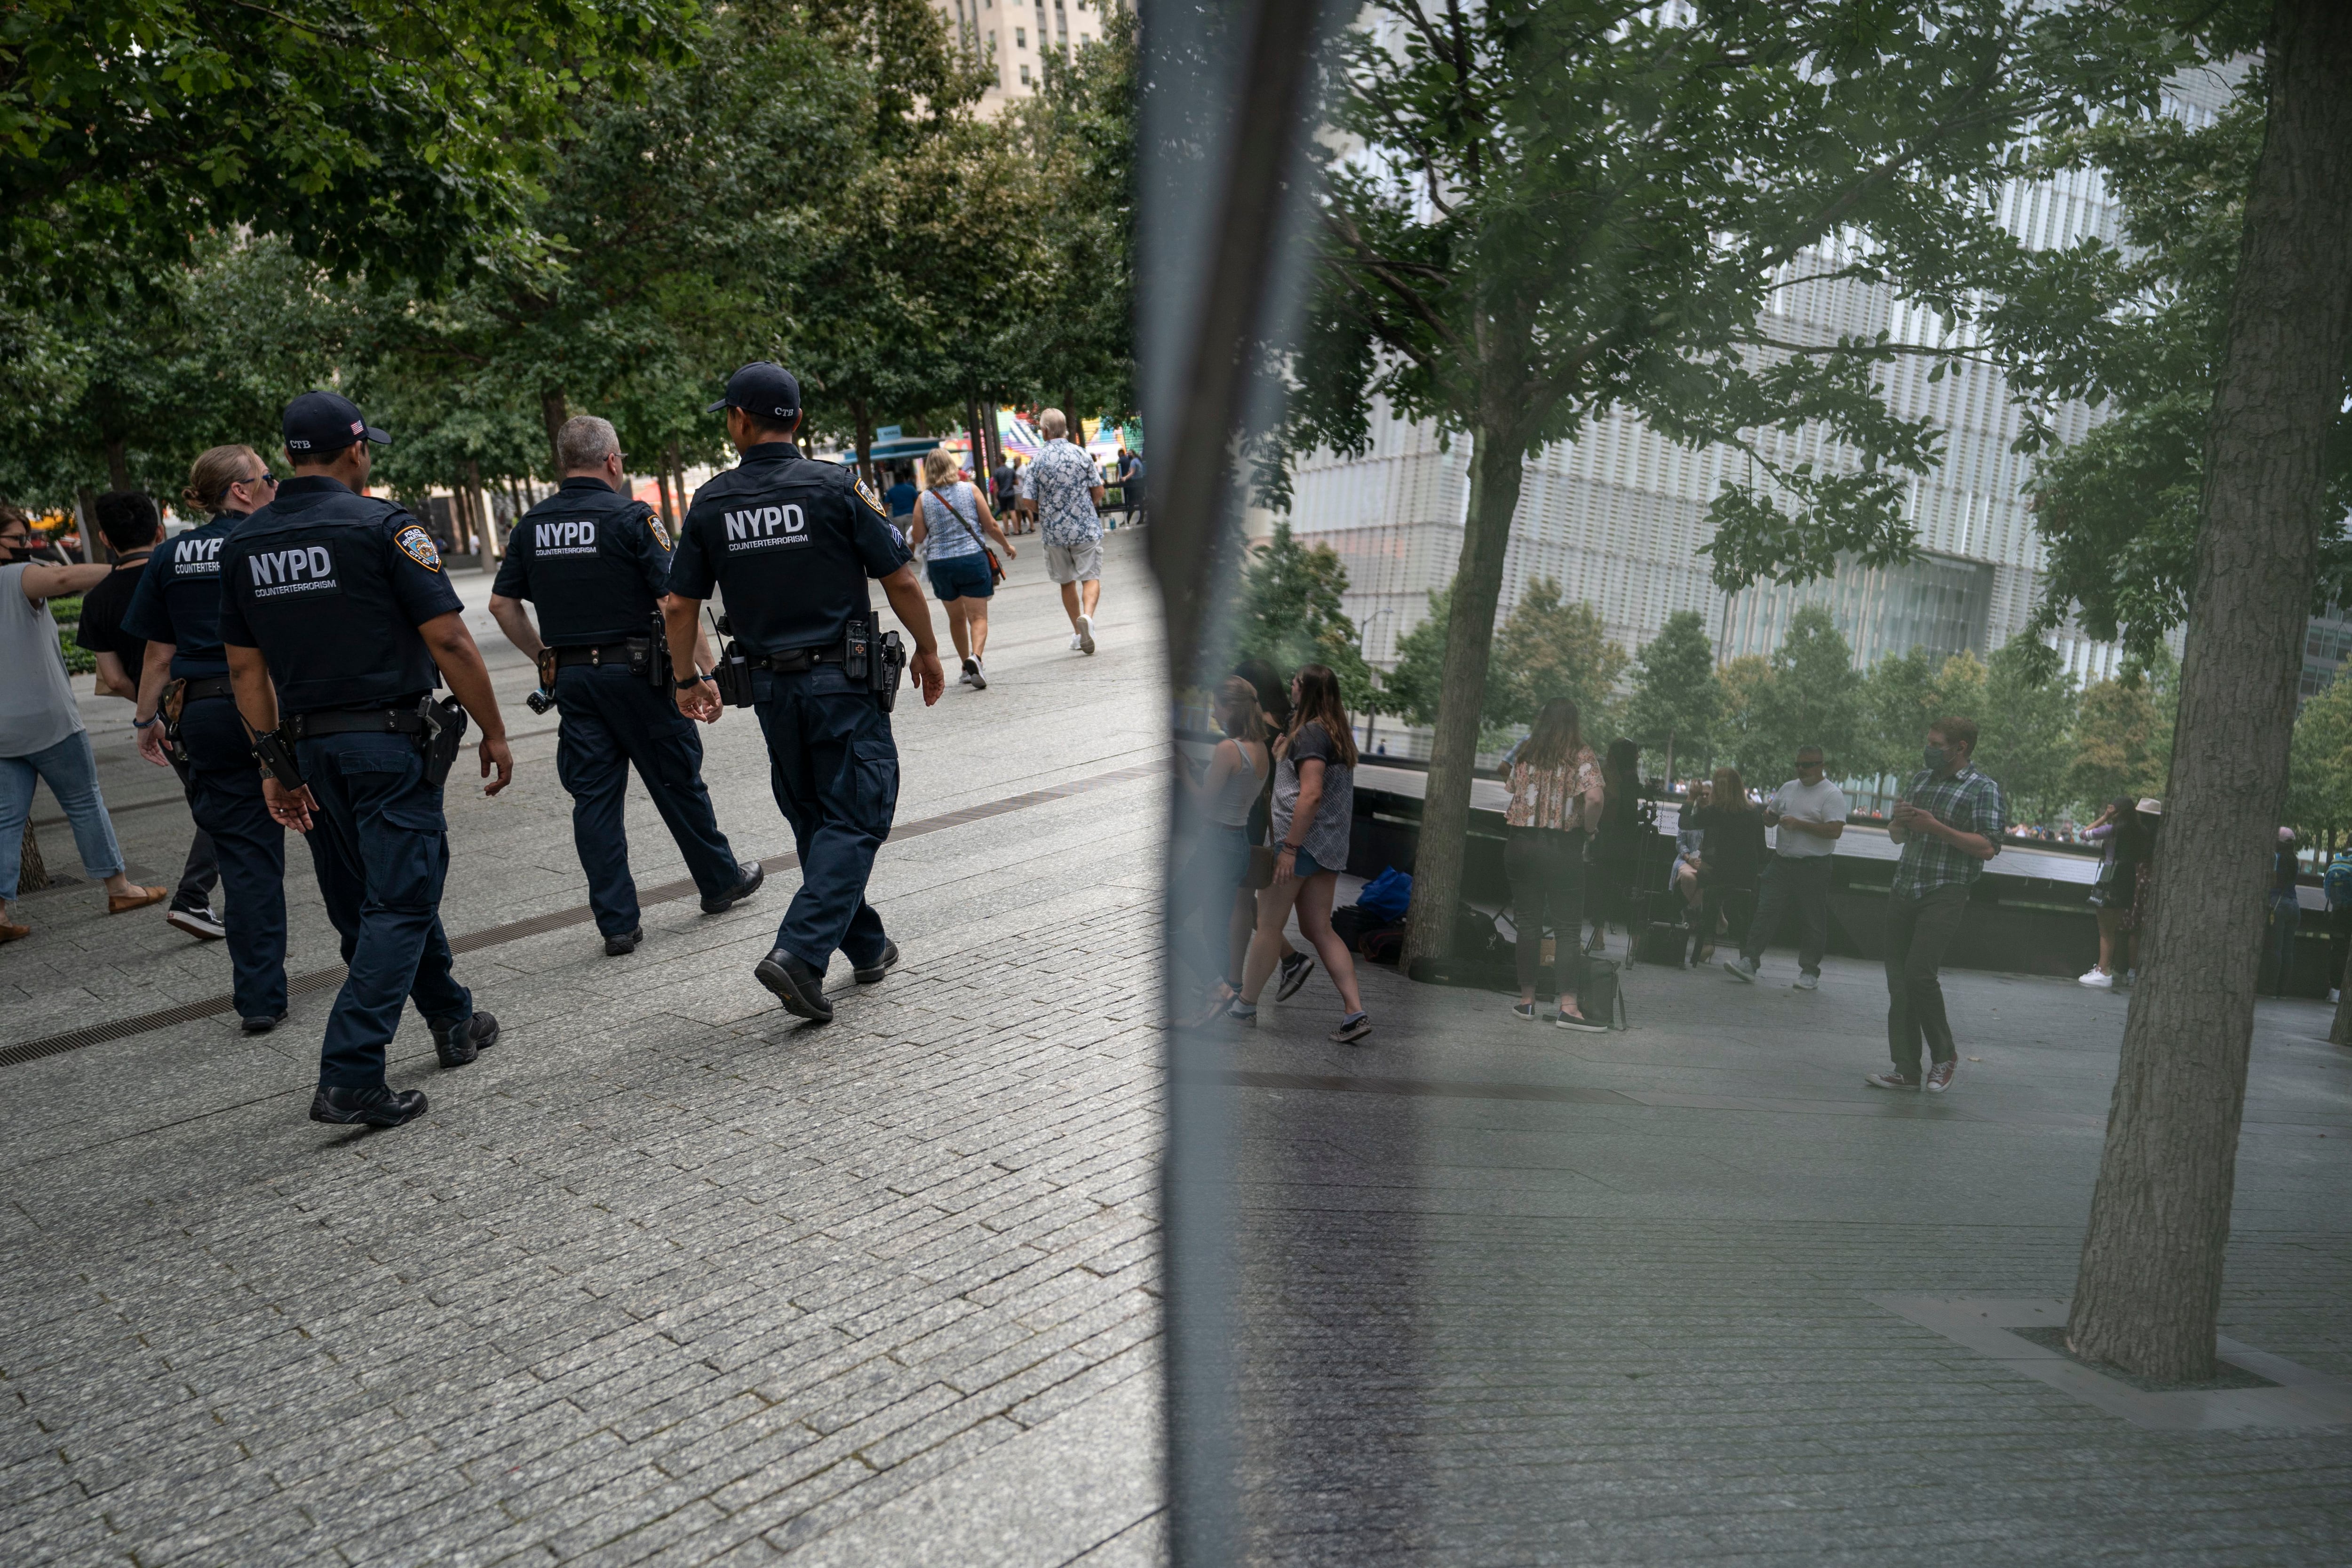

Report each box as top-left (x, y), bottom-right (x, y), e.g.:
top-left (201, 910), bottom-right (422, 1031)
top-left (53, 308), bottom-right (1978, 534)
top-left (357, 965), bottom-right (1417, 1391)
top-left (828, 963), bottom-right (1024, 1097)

top-left (283, 390), bottom-right (389, 455)
top-left (706, 362), bottom-right (802, 422)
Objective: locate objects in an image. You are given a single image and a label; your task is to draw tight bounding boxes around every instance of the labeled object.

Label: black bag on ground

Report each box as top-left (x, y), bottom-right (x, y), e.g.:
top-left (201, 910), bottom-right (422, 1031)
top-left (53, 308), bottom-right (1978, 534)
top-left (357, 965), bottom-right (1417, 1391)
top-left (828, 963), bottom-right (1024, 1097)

top-left (1361, 926), bottom-right (1407, 966)
top-left (1630, 887), bottom-right (1687, 967)
top-left (1577, 957), bottom-right (1629, 1030)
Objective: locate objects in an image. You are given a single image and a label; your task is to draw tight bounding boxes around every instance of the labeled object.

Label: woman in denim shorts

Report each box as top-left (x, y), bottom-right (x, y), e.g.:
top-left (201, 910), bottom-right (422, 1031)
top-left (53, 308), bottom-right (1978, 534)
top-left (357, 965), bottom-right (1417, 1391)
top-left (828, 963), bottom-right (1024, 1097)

top-left (909, 447), bottom-right (1017, 689)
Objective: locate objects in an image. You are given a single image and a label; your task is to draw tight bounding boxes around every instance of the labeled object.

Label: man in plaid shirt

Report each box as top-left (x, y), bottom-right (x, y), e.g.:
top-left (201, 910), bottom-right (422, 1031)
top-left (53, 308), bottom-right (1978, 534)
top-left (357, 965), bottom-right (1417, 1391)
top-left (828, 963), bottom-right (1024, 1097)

top-left (1867, 716), bottom-right (2005, 1094)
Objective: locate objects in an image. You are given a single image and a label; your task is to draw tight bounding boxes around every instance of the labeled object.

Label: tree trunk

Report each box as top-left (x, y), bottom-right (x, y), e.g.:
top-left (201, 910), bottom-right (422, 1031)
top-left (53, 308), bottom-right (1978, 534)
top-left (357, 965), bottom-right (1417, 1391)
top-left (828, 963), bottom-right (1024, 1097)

top-left (2332, 934), bottom-right (2352, 1044)
top-left (103, 436), bottom-right (130, 494)
top-left (540, 388), bottom-right (569, 476)
top-left (966, 390), bottom-right (988, 489)
top-left (1400, 420), bottom-right (1527, 967)
top-left (469, 461), bottom-right (501, 568)
top-left (18, 820), bottom-right (48, 894)
top-left (851, 398), bottom-right (874, 488)
top-left (73, 488), bottom-right (98, 563)
top-left (2068, 0), bottom-right (2352, 1382)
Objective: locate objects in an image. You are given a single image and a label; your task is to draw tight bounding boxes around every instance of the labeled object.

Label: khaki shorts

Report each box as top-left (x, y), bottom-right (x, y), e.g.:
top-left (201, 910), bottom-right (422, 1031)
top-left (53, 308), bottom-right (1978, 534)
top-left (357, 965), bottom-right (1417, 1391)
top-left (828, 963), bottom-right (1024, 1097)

top-left (1045, 539), bottom-right (1103, 584)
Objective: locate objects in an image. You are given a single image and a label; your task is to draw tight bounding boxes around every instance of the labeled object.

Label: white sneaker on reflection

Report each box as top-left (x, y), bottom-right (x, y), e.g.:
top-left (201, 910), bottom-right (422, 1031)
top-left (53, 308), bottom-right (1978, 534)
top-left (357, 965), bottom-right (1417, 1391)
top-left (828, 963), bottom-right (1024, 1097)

top-left (2078, 969), bottom-right (2114, 989)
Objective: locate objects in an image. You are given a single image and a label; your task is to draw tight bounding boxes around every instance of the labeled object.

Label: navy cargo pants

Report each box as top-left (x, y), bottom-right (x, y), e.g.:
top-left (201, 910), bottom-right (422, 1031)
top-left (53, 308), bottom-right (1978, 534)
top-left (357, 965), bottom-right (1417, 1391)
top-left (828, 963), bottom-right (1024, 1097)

top-left (176, 694), bottom-right (287, 1020)
top-left (295, 731), bottom-right (472, 1090)
top-left (554, 662), bottom-right (740, 938)
top-left (751, 664), bottom-right (898, 971)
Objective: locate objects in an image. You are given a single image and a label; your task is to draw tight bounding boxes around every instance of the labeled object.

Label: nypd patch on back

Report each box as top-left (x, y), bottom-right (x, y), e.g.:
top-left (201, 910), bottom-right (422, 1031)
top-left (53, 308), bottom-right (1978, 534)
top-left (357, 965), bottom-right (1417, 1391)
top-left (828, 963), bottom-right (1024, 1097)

top-left (396, 525), bottom-right (443, 572)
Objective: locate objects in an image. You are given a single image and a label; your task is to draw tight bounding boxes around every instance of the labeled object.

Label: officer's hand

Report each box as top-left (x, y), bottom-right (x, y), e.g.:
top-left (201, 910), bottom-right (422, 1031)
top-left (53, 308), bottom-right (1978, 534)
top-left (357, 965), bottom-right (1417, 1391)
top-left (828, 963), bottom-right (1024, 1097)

top-left (480, 735), bottom-right (515, 796)
top-left (912, 649), bottom-right (946, 707)
top-left (263, 778), bottom-right (316, 833)
top-left (676, 679), bottom-right (722, 724)
top-left (136, 724), bottom-right (170, 767)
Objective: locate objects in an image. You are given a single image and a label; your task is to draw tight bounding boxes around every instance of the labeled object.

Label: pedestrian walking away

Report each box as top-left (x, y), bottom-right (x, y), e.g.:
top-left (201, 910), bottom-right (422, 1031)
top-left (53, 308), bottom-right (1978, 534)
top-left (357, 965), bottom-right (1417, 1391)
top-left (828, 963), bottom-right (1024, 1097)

top-left (1227, 657), bottom-right (1315, 1001)
top-left (1017, 408), bottom-right (1108, 654)
top-left (663, 361), bottom-right (946, 1025)
top-left (1230, 663), bottom-right (1372, 1043)
top-left (78, 488), bottom-right (225, 938)
top-left (490, 415), bottom-right (762, 957)
top-left (120, 447), bottom-right (298, 1027)
top-left (1502, 699), bottom-right (1607, 1030)
top-left (1867, 716), bottom-right (2004, 1093)
top-left (219, 390), bottom-right (511, 1130)
top-left (0, 504), bottom-right (171, 944)
top-left (1175, 677), bottom-right (1270, 1023)
top-left (1724, 745), bottom-right (1846, 990)
top-left (2265, 826), bottom-right (2303, 998)
top-left (908, 445), bottom-right (1017, 690)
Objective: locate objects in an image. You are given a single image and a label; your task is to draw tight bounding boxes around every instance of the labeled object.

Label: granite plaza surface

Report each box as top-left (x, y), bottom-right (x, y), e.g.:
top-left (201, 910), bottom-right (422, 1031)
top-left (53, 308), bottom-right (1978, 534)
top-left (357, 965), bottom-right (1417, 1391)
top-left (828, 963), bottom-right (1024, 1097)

top-left (7, 522), bottom-right (2351, 1565)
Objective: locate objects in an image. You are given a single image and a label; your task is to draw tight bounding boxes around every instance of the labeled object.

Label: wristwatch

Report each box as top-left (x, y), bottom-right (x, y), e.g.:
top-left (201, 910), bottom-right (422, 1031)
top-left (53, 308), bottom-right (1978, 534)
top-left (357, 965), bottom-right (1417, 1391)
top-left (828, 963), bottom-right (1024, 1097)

top-left (675, 673), bottom-right (714, 690)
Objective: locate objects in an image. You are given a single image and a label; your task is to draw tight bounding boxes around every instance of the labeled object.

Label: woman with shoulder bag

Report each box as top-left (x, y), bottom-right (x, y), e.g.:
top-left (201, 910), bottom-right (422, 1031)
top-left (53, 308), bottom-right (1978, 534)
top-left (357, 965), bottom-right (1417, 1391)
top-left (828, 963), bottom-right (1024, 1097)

top-left (1505, 700), bottom-right (1607, 1030)
top-left (909, 447), bottom-right (1017, 689)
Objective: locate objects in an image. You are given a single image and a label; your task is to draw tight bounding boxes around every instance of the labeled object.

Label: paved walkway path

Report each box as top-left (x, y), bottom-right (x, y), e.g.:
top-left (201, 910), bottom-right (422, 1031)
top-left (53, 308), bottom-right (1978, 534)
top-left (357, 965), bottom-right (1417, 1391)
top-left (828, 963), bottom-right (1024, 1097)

top-left (4, 528), bottom-right (1169, 1568)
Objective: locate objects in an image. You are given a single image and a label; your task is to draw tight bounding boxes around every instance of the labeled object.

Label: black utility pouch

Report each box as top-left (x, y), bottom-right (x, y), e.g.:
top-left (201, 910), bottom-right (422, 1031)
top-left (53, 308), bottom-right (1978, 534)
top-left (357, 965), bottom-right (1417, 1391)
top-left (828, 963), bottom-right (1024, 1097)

top-left (528, 648), bottom-right (560, 715)
top-left (844, 616), bottom-right (871, 681)
top-left (708, 610), bottom-right (753, 707)
top-left (646, 613), bottom-right (674, 690)
top-left (420, 696), bottom-right (469, 787)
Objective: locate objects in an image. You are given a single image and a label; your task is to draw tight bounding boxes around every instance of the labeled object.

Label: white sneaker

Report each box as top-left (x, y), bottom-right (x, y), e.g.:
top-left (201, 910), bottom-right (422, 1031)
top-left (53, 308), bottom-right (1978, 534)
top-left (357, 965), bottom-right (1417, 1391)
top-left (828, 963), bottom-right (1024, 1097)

top-left (969, 659), bottom-right (987, 690)
top-left (1791, 971), bottom-right (1819, 991)
top-left (959, 658), bottom-right (977, 685)
top-left (1069, 632), bottom-right (1084, 651)
top-left (1077, 614), bottom-right (1097, 654)
top-left (2078, 968), bottom-right (2114, 989)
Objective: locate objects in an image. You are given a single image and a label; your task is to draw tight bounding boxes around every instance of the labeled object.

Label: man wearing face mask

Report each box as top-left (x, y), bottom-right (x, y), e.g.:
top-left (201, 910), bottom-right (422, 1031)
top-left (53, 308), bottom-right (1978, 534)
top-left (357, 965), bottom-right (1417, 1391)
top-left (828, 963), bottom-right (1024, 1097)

top-left (1867, 716), bottom-right (2004, 1094)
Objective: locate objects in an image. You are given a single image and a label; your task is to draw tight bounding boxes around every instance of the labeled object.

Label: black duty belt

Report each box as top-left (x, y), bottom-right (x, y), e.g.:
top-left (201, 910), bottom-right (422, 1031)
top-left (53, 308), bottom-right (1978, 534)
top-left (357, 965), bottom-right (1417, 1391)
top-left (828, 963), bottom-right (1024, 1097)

top-left (287, 707), bottom-right (429, 740)
top-left (180, 675), bottom-right (235, 703)
top-left (747, 647), bottom-right (842, 674)
top-left (553, 642), bottom-right (640, 669)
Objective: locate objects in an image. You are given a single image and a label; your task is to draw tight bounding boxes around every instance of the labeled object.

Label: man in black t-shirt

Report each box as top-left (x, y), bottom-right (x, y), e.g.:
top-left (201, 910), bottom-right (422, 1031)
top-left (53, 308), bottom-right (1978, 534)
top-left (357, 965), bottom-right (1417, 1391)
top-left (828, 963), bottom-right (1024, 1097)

top-left (78, 491), bottom-right (222, 937)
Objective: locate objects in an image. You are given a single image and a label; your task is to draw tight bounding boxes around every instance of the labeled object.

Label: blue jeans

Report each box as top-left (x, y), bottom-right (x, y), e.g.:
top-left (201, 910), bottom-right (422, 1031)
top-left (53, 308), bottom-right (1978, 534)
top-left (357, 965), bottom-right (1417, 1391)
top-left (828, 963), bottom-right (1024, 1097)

top-left (294, 730), bottom-right (472, 1089)
top-left (554, 663), bottom-right (740, 937)
top-left (751, 664), bottom-right (898, 971)
top-left (0, 730), bottom-right (124, 900)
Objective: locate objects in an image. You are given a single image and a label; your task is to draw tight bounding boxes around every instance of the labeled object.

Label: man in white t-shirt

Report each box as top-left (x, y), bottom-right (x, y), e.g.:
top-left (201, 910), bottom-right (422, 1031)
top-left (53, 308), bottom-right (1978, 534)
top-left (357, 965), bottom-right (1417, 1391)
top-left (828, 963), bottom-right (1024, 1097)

top-left (1724, 744), bottom-right (1847, 989)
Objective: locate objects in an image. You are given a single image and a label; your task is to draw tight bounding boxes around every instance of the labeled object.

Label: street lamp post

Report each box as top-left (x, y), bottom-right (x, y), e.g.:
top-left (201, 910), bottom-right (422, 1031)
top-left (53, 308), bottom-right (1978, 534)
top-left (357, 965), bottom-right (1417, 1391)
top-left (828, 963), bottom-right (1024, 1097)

top-left (1359, 607), bottom-right (1396, 756)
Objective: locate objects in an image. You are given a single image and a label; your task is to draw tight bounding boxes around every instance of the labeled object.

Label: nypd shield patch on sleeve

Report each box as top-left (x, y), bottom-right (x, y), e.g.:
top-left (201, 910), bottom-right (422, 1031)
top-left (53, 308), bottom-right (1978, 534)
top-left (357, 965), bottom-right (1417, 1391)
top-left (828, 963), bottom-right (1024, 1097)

top-left (395, 525), bottom-right (444, 572)
top-left (647, 513), bottom-right (674, 552)
top-left (854, 476), bottom-right (890, 519)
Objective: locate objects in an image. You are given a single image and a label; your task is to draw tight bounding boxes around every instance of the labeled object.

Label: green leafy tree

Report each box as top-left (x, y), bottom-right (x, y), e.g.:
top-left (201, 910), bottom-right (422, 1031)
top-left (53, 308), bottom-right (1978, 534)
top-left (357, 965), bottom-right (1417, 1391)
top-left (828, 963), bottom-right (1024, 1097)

top-left (2285, 677), bottom-right (2352, 849)
top-left (3, 0), bottom-right (699, 298)
top-left (1714, 656), bottom-right (1776, 787)
top-left (1489, 579), bottom-right (1628, 736)
top-left (1229, 523), bottom-right (1373, 710)
top-left (2067, 663), bottom-right (2172, 815)
top-left (1622, 611), bottom-right (1721, 786)
top-left (1856, 645), bottom-right (1943, 784)
top-left (1745, 607), bottom-right (1862, 786)
top-left (1282, 0), bottom-right (2187, 966)
top-left (1978, 636), bottom-right (2081, 825)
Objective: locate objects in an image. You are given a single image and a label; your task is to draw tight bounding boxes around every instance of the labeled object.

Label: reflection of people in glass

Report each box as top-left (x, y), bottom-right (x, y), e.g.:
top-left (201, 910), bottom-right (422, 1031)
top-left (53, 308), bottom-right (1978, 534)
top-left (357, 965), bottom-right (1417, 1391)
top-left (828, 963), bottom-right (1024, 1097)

top-left (1228, 658), bottom-right (1315, 1000)
top-left (1176, 678), bottom-right (1270, 1023)
top-left (1228, 664), bottom-right (1371, 1043)
top-left (1504, 699), bottom-right (1606, 1029)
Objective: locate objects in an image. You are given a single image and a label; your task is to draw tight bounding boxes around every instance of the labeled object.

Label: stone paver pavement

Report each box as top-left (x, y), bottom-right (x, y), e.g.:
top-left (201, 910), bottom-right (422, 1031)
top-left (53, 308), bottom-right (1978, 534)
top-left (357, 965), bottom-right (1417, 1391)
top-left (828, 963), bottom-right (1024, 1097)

top-left (4, 529), bottom-right (1169, 1567)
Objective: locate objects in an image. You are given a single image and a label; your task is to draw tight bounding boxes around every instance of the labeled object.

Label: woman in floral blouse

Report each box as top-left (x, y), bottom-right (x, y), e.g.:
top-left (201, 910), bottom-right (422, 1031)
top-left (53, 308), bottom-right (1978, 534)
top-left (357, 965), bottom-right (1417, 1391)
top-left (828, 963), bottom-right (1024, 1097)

top-left (1505, 699), bottom-right (1606, 1030)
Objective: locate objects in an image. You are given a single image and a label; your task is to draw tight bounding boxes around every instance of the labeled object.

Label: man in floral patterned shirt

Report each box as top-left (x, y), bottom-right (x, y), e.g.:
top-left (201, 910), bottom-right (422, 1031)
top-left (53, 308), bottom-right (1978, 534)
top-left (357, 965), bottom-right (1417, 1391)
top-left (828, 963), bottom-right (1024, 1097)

top-left (1017, 408), bottom-right (1108, 654)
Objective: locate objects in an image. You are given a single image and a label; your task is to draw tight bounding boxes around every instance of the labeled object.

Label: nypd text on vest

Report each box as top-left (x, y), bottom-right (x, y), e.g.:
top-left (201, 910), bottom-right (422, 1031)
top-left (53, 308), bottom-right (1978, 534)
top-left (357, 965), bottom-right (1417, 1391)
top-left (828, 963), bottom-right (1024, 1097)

top-left (174, 537), bottom-right (225, 575)
top-left (724, 504), bottom-right (808, 552)
top-left (248, 545), bottom-right (339, 597)
top-left (534, 519), bottom-right (601, 557)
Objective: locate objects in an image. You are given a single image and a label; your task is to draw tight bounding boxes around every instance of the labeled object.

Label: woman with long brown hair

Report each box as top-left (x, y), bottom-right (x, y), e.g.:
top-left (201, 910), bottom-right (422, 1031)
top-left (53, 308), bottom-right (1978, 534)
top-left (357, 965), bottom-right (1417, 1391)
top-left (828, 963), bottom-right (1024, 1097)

top-left (1675, 764), bottom-right (1765, 964)
top-left (1229, 663), bottom-right (1370, 1042)
top-left (1176, 678), bottom-right (1271, 1019)
top-left (1505, 699), bottom-right (1607, 1028)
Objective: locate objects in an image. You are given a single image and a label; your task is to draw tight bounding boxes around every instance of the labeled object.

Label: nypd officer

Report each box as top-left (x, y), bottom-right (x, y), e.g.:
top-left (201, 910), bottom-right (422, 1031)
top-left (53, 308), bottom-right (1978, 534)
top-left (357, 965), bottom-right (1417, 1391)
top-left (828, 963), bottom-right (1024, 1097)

top-left (220, 391), bottom-right (509, 1129)
top-left (661, 363), bottom-right (945, 1022)
top-left (488, 414), bottom-right (764, 955)
top-left (123, 445), bottom-right (292, 1032)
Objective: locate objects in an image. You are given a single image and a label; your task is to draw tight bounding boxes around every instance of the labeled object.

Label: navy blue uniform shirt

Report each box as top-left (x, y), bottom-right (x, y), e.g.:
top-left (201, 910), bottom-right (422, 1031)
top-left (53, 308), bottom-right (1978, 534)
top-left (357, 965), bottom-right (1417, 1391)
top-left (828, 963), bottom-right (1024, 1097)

top-left (217, 477), bottom-right (463, 715)
top-left (667, 443), bottom-right (910, 656)
top-left (122, 511), bottom-right (249, 678)
top-left (493, 476), bottom-right (675, 646)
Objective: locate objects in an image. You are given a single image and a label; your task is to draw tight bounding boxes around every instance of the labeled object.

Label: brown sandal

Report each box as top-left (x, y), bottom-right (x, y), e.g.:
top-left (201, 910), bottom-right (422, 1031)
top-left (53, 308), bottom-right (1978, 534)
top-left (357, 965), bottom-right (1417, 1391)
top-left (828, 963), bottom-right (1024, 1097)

top-left (106, 884), bottom-right (169, 915)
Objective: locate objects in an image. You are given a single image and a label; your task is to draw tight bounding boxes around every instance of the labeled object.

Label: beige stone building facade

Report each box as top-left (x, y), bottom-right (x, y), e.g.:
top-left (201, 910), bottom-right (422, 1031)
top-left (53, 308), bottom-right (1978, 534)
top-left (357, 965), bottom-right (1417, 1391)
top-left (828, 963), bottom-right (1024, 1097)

top-left (932, 0), bottom-right (1119, 115)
